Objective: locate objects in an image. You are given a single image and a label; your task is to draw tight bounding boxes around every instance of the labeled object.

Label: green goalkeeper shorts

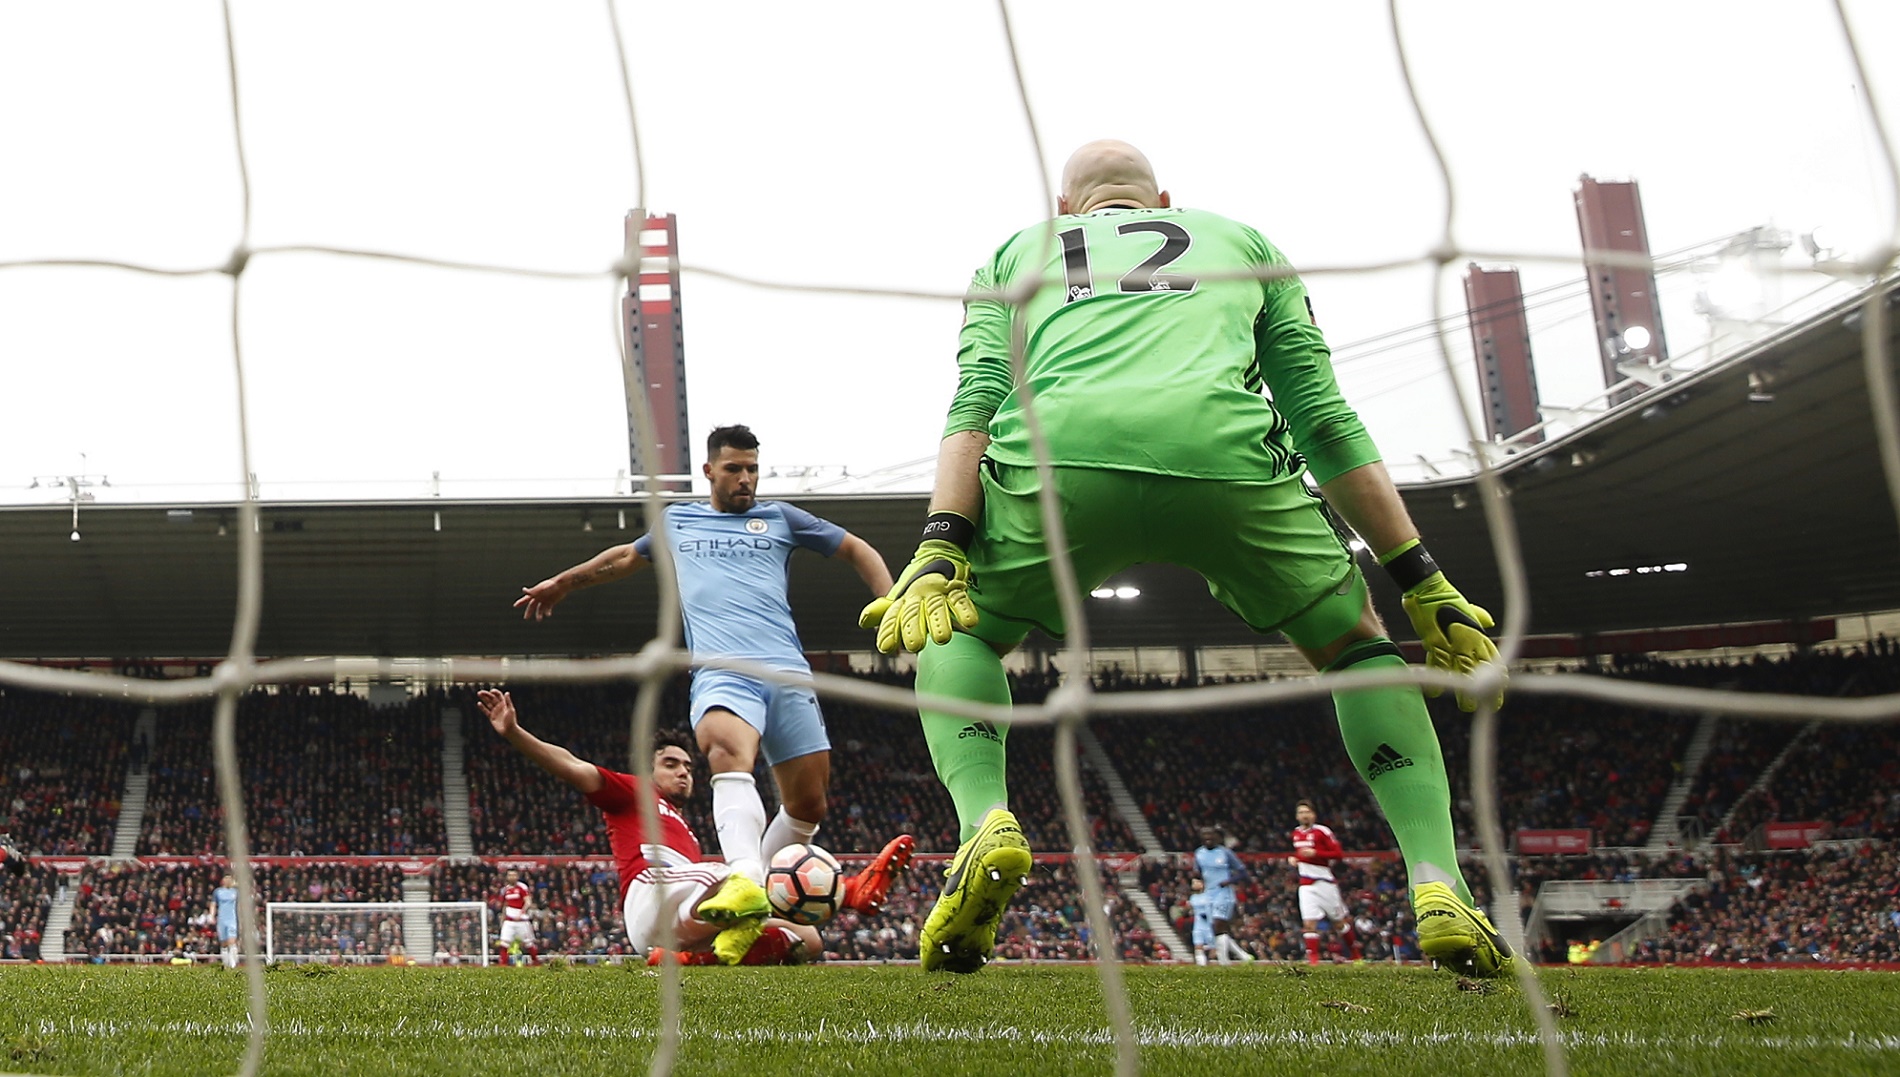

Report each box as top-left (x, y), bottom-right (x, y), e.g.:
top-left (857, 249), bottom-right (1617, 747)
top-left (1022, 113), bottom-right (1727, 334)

top-left (964, 460), bottom-right (1363, 651)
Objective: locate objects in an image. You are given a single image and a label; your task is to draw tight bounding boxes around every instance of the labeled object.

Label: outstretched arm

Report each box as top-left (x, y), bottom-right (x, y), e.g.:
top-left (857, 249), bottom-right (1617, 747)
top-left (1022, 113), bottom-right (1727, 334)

top-left (514, 542), bottom-right (649, 621)
top-left (833, 532), bottom-right (895, 596)
top-left (476, 689), bottom-right (604, 794)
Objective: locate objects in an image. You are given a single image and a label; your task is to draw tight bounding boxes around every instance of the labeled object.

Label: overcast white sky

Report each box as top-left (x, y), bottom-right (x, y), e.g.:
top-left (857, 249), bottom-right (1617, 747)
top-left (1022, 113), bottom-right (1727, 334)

top-left (1, 0), bottom-right (1894, 505)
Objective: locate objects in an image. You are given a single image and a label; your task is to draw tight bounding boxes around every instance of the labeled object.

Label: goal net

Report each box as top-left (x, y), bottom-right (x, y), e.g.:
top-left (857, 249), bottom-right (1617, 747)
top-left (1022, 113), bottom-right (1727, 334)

top-left (1, 3), bottom-right (1896, 1077)
top-left (264, 901), bottom-right (489, 967)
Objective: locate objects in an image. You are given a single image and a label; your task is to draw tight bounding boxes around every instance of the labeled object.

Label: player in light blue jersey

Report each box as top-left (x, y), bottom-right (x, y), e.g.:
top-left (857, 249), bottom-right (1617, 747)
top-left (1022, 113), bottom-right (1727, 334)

top-left (1195, 827), bottom-right (1253, 964)
top-left (1186, 878), bottom-right (1216, 966)
top-left (212, 872), bottom-right (240, 968)
top-left (517, 426), bottom-right (912, 928)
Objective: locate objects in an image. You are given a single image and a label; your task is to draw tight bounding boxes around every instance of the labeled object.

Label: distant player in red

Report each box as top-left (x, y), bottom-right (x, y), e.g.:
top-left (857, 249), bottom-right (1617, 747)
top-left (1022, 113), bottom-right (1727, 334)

top-left (1289, 800), bottom-right (1362, 965)
top-left (496, 869), bottom-right (538, 965)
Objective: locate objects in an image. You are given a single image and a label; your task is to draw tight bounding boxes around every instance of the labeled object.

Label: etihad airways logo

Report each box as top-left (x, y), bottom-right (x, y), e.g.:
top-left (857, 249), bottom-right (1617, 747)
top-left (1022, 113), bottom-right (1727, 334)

top-left (678, 537), bottom-right (772, 554)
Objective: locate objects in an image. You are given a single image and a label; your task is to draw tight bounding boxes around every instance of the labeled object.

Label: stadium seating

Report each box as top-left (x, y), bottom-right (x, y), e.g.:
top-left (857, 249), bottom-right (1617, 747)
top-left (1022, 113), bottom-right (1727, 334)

top-left (0, 864), bottom-right (54, 962)
top-left (0, 689), bottom-right (137, 854)
top-left (137, 689), bottom-right (446, 856)
top-left (8, 643), bottom-right (1896, 966)
top-left (1630, 844), bottom-right (1900, 963)
top-left (64, 861), bottom-right (405, 961)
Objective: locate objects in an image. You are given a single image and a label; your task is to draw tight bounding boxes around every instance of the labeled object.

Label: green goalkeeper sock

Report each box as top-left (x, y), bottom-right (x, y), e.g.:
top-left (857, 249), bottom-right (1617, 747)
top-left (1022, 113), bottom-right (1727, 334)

top-left (1327, 641), bottom-right (1473, 905)
top-left (917, 630), bottom-right (1012, 843)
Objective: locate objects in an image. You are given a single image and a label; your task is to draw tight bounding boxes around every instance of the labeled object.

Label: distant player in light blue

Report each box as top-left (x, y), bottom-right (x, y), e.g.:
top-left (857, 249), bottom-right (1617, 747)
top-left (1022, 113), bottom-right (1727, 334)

top-left (1186, 877), bottom-right (1216, 966)
top-left (1195, 826), bottom-right (1253, 964)
top-left (517, 426), bottom-right (902, 900)
top-left (212, 872), bottom-right (239, 968)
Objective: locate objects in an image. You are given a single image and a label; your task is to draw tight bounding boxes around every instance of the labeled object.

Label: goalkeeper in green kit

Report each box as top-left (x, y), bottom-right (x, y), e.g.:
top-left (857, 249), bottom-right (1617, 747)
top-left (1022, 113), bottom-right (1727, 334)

top-left (862, 140), bottom-right (1511, 976)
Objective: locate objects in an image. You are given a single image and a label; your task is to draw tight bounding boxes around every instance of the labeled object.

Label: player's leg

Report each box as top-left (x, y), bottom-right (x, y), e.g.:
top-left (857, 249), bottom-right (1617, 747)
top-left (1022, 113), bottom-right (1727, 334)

top-left (759, 685), bottom-right (832, 863)
top-left (1299, 882), bottom-right (1327, 964)
top-left (1210, 915), bottom-right (1233, 965)
top-left (692, 672), bottom-right (772, 884)
top-left (1283, 581), bottom-right (1512, 976)
top-left (627, 856), bottom-right (765, 966)
top-left (1322, 885), bottom-right (1362, 960)
top-left (1209, 889), bottom-right (1247, 962)
top-left (913, 464), bottom-right (1134, 972)
top-left (1172, 475), bottom-right (1510, 976)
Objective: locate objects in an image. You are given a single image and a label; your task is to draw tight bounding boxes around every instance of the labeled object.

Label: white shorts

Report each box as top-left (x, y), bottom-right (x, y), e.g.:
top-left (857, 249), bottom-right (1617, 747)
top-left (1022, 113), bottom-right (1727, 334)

top-left (499, 919), bottom-right (535, 946)
top-left (1299, 879), bottom-right (1347, 923)
top-left (622, 844), bottom-right (734, 953)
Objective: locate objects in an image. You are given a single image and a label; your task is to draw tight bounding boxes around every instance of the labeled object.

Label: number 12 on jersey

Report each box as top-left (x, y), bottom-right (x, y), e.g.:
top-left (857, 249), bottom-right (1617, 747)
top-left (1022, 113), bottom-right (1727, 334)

top-left (1056, 221), bottom-right (1198, 303)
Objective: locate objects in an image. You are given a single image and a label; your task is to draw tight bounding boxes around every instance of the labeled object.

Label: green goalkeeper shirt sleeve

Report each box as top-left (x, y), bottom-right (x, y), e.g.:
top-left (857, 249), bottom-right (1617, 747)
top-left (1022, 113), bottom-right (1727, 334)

top-left (943, 262), bottom-right (1014, 438)
top-left (1251, 243), bottom-right (1384, 485)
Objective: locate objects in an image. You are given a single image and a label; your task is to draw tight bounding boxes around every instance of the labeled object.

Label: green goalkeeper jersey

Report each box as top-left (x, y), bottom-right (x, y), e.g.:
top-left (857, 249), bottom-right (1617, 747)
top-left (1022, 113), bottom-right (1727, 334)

top-left (945, 206), bottom-right (1381, 484)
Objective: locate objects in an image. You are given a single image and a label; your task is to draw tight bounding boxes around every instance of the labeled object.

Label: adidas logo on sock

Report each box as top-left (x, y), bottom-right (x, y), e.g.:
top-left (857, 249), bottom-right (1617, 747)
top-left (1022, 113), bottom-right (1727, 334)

top-left (1365, 742), bottom-right (1414, 782)
top-left (958, 721), bottom-right (1002, 743)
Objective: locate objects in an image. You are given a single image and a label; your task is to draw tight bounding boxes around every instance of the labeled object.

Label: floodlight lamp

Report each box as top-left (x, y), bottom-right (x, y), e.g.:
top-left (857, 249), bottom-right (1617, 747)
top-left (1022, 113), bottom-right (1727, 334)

top-left (1090, 588), bottom-right (1116, 599)
top-left (1113, 586), bottom-right (1141, 599)
top-left (1623, 325), bottom-right (1651, 351)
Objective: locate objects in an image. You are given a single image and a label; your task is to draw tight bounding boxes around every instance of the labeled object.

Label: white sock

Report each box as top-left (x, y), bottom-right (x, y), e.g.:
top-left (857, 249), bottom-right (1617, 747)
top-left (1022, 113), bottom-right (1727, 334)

top-left (1223, 935), bottom-right (1249, 961)
top-left (711, 772), bottom-right (768, 882)
top-left (223, 943), bottom-right (237, 969)
top-left (1215, 934), bottom-right (1232, 965)
top-left (1195, 948), bottom-right (1207, 966)
top-left (760, 808), bottom-right (820, 866)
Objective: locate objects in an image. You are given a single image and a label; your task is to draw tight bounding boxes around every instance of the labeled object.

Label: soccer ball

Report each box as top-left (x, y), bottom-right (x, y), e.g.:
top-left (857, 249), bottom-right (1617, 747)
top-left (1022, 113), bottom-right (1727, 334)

top-left (764, 843), bottom-right (843, 926)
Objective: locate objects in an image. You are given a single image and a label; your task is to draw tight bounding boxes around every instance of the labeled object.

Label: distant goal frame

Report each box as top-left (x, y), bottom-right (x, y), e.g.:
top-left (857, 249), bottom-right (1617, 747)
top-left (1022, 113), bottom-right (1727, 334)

top-left (264, 900), bottom-right (491, 967)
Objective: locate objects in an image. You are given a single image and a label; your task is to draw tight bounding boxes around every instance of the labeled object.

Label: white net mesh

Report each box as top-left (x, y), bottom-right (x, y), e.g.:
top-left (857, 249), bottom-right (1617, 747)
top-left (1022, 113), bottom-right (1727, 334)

top-left (1, 3), bottom-right (1897, 1077)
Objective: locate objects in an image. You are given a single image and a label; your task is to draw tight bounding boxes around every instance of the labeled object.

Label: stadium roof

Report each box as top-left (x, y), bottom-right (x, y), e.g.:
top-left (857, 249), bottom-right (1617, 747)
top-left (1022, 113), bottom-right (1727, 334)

top-left (2, 281), bottom-right (1896, 662)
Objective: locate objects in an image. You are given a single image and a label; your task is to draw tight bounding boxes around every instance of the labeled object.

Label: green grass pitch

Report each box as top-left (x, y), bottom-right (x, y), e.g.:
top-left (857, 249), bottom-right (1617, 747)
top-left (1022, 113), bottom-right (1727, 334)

top-left (3, 964), bottom-right (1897, 1076)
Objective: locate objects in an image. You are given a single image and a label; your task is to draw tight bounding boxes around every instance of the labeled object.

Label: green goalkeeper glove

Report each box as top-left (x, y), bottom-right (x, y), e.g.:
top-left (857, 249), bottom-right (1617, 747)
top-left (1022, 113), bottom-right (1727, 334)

top-left (1382, 540), bottom-right (1503, 713)
top-left (858, 513), bottom-right (980, 654)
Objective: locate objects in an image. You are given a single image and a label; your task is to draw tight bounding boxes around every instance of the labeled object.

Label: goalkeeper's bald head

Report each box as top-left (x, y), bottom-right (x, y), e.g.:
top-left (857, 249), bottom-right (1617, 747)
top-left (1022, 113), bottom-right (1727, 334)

top-left (1059, 140), bottom-right (1169, 215)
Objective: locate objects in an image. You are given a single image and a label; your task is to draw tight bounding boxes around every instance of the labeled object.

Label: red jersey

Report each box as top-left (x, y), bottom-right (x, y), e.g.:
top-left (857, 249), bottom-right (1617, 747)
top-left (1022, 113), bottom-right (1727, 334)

top-left (500, 881), bottom-right (532, 921)
top-left (584, 766), bottom-right (702, 904)
top-left (1290, 823), bottom-right (1343, 883)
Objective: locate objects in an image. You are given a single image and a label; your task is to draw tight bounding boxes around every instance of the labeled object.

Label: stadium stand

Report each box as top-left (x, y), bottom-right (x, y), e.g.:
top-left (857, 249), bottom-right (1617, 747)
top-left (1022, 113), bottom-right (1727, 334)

top-left (1630, 844), bottom-right (1900, 963)
top-left (0, 864), bottom-right (53, 962)
top-left (0, 689), bottom-right (137, 854)
top-left (65, 861), bottom-right (405, 961)
top-left (6, 643), bottom-right (1895, 966)
top-left (138, 689), bottom-right (446, 856)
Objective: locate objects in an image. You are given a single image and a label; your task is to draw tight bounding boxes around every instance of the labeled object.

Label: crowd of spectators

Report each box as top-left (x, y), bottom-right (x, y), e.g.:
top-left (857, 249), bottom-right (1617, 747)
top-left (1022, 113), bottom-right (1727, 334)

top-left (0, 689), bottom-right (136, 854)
top-left (0, 864), bottom-right (53, 961)
top-left (1631, 844), bottom-right (1900, 963)
top-left (139, 688), bottom-right (446, 856)
top-left (1700, 641), bottom-right (1900, 843)
top-left (65, 861), bottom-right (406, 961)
